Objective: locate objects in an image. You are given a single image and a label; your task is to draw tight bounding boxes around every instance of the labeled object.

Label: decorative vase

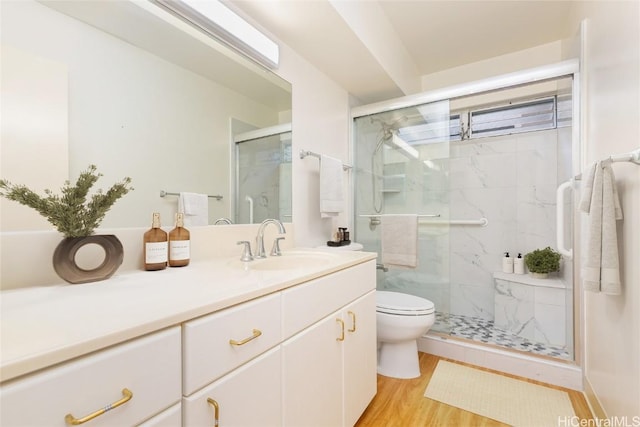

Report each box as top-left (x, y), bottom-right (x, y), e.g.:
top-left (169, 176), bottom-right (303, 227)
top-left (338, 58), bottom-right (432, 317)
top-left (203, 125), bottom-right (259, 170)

top-left (530, 272), bottom-right (549, 279)
top-left (53, 235), bottom-right (124, 284)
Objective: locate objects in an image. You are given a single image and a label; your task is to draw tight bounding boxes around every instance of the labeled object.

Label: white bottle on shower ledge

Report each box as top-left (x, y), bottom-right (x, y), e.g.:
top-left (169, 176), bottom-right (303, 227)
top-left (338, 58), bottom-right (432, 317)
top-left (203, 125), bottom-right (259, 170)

top-left (514, 253), bottom-right (525, 274)
top-left (502, 252), bottom-right (514, 274)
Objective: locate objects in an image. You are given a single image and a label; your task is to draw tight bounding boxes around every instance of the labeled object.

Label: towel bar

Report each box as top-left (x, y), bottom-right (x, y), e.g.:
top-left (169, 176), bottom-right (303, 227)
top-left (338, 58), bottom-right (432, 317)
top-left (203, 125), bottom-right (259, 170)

top-left (160, 190), bottom-right (222, 200)
top-left (610, 147), bottom-right (640, 165)
top-left (300, 149), bottom-right (352, 170)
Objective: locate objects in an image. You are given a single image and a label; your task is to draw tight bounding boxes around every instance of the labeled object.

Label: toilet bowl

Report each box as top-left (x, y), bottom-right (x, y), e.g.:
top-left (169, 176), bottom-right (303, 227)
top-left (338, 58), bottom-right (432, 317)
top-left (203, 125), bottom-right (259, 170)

top-left (376, 291), bottom-right (435, 379)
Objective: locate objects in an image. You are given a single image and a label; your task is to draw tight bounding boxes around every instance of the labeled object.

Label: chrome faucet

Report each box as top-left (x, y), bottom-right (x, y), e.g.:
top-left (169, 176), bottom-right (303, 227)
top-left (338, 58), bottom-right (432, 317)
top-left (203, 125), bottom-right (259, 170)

top-left (255, 219), bottom-right (286, 258)
top-left (214, 218), bottom-right (233, 225)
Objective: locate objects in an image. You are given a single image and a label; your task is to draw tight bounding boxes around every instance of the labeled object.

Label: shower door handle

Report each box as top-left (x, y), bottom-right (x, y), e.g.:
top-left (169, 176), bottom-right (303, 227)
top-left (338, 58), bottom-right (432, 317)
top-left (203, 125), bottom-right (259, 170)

top-left (556, 180), bottom-right (573, 259)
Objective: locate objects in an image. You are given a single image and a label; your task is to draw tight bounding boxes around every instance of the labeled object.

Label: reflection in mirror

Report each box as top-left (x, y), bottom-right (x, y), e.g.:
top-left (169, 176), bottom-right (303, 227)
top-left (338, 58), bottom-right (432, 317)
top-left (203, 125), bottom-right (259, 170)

top-left (234, 124), bottom-right (292, 224)
top-left (0, 0), bottom-right (292, 232)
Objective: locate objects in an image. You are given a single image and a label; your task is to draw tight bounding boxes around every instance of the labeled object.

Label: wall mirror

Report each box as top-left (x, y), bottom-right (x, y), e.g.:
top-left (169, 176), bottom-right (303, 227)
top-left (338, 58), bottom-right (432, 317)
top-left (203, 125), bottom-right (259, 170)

top-left (0, 0), bottom-right (292, 231)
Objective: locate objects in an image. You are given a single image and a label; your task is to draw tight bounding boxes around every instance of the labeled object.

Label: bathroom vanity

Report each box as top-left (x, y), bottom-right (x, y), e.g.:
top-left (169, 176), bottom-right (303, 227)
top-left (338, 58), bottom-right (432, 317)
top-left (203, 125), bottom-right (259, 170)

top-left (0, 249), bottom-right (377, 426)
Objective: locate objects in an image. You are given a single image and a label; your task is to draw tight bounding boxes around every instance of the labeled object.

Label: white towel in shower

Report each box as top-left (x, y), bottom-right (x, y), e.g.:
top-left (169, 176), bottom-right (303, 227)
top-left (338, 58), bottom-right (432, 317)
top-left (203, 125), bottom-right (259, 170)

top-left (381, 214), bottom-right (418, 268)
top-left (179, 192), bottom-right (209, 226)
top-left (580, 160), bottom-right (623, 295)
top-left (319, 155), bottom-right (344, 218)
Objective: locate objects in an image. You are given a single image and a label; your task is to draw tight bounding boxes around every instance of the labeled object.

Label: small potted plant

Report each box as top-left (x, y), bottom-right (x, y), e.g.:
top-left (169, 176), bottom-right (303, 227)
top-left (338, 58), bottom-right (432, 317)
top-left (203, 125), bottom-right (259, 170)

top-left (524, 247), bottom-right (562, 279)
top-left (0, 165), bottom-right (133, 284)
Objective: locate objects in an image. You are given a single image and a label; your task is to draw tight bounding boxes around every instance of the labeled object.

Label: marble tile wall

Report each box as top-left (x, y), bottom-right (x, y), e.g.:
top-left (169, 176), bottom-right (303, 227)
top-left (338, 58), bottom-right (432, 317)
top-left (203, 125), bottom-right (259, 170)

top-left (448, 129), bottom-right (561, 320)
top-left (494, 275), bottom-right (568, 347)
top-left (354, 118), bottom-right (569, 335)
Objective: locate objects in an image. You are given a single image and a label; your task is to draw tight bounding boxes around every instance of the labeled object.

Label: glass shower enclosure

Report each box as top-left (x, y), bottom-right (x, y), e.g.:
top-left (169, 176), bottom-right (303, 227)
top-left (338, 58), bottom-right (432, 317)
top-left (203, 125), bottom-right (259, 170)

top-left (234, 124), bottom-right (292, 224)
top-left (354, 100), bottom-right (454, 333)
top-left (353, 72), bottom-right (577, 361)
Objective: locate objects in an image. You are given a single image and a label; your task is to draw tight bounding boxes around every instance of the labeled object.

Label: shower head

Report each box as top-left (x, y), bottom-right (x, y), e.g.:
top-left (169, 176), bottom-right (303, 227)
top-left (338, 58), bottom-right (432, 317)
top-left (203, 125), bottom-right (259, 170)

top-left (371, 115), bottom-right (408, 154)
top-left (371, 115), bottom-right (408, 139)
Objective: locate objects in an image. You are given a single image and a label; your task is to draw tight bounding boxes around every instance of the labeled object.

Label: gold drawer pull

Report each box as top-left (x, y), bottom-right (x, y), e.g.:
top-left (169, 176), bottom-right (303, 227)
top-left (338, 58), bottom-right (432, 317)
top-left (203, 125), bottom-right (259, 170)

top-left (229, 329), bottom-right (262, 346)
top-left (65, 388), bottom-right (133, 425)
top-left (207, 398), bottom-right (220, 427)
top-left (348, 311), bottom-right (356, 332)
top-left (336, 318), bottom-right (345, 341)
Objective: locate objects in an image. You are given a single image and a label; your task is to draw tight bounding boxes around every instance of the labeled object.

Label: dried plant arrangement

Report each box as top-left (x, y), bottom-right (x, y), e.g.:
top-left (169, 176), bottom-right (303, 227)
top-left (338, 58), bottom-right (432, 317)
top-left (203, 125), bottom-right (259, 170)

top-left (0, 165), bottom-right (133, 238)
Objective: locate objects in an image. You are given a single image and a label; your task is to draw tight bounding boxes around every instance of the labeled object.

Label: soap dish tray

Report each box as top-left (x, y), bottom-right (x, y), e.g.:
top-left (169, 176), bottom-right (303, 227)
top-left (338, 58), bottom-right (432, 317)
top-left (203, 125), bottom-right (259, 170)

top-left (326, 240), bottom-right (351, 247)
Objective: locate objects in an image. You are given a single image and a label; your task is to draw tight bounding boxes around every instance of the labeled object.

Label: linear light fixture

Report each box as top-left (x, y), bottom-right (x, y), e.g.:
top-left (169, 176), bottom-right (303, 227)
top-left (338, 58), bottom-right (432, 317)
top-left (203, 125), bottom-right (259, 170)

top-left (155, 0), bottom-right (279, 69)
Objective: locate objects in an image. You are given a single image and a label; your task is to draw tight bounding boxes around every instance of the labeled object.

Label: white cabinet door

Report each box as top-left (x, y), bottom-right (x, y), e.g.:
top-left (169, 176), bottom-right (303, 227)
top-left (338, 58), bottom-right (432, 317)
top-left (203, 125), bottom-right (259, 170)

top-left (342, 291), bottom-right (377, 427)
top-left (182, 346), bottom-right (282, 427)
top-left (282, 312), bottom-right (343, 427)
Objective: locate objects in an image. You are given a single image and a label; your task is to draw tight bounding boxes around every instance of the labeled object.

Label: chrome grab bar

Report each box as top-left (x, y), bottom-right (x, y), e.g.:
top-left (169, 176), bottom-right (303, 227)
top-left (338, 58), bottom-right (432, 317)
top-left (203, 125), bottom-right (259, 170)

top-left (359, 214), bottom-right (487, 229)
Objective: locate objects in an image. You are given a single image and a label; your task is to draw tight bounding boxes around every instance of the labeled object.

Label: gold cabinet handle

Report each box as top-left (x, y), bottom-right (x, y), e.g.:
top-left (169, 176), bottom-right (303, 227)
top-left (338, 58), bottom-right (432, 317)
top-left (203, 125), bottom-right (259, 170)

top-left (348, 311), bottom-right (356, 333)
top-left (207, 398), bottom-right (220, 427)
top-left (65, 388), bottom-right (132, 425)
top-left (229, 329), bottom-right (262, 346)
top-left (336, 318), bottom-right (345, 341)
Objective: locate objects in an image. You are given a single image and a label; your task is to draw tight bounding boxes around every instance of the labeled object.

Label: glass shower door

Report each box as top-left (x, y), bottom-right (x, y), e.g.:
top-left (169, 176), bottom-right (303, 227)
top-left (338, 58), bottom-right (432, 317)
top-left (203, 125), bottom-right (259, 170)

top-left (353, 100), bottom-right (453, 334)
top-left (235, 131), bottom-right (292, 224)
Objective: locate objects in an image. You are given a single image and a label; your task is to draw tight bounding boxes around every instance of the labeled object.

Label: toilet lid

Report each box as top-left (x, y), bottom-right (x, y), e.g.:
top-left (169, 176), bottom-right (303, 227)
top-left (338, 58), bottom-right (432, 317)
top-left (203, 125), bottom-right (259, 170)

top-left (376, 291), bottom-right (435, 316)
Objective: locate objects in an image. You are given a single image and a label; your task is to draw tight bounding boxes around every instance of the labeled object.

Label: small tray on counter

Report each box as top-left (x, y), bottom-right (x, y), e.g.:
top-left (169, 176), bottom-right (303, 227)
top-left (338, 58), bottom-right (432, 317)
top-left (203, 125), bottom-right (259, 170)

top-left (326, 240), bottom-right (351, 247)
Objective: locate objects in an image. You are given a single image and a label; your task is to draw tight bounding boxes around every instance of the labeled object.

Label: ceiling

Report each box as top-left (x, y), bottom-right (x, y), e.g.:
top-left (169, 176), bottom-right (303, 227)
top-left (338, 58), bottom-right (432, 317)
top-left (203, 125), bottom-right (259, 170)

top-left (229, 0), bottom-right (575, 104)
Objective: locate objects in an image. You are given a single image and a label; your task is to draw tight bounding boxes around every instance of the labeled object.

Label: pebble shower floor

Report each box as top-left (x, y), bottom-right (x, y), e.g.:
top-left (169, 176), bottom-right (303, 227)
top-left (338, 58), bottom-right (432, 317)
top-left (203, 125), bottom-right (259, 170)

top-left (433, 312), bottom-right (571, 360)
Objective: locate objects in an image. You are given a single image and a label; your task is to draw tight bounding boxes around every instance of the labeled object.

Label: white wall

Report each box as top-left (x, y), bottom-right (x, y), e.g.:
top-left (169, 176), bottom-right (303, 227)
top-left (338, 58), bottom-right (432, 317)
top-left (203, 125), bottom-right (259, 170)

top-left (0, 46), bottom-right (69, 232)
top-left (421, 41), bottom-right (563, 92)
top-left (275, 43), bottom-right (352, 247)
top-left (567, 1), bottom-right (640, 418)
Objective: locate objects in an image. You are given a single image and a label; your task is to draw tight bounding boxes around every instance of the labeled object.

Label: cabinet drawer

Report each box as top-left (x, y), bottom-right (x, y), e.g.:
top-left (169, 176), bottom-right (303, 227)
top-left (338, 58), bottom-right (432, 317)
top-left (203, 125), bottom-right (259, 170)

top-left (0, 327), bottom-right (181, 427)
top-left (183, 292), bottom-right (282, 395)
top-left (282, 260), bottom-right (375, 339)
top-left (183, 346), bottom-right (282, 427)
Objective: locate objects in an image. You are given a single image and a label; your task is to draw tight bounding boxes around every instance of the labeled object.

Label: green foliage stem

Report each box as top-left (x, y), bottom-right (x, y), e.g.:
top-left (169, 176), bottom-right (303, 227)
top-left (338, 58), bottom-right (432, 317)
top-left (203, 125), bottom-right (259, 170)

top-left (0, 165), bottom-right (133, 237)
top-left (524, 246), bottom-right (562, 274)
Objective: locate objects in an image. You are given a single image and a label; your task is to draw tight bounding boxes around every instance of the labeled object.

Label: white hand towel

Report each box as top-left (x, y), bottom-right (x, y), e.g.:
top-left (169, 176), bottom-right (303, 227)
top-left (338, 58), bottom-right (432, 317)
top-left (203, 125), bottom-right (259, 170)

top-left (580, 160), bottom-right (623, 295)
top-left (320, 155), bottom-right (344, 218)
top-left (179, 192), bottom-right (209, 226)
top-left (381, 214), bottom-right (418, 268)
top-left (578, 162), bottom-right (597, 214)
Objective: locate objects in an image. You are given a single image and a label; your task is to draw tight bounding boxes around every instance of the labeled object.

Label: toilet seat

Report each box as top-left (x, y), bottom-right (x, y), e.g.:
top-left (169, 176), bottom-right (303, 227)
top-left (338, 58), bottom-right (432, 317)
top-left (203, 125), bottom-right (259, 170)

top-left (376, 291), bottom-right (434, 316)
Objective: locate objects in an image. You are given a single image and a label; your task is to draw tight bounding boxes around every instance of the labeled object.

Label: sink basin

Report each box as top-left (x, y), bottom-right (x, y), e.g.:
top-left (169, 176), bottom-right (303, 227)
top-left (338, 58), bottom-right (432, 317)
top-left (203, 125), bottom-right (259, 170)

top-left (230, 251), bottom-right (338, 271)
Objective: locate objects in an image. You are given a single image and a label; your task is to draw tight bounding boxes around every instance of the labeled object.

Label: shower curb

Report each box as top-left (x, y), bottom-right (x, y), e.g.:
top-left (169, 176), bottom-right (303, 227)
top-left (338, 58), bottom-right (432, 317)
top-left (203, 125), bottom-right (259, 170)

top-left (418, 333), bottom-right (583, 391)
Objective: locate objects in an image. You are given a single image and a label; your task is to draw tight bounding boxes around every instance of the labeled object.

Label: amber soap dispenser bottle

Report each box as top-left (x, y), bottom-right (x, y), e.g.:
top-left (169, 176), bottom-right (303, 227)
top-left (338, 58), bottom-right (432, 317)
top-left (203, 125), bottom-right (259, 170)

top-left (169, 212), bottom-right (190, 267)
top-left (144, 212), bottom-right (168, 271)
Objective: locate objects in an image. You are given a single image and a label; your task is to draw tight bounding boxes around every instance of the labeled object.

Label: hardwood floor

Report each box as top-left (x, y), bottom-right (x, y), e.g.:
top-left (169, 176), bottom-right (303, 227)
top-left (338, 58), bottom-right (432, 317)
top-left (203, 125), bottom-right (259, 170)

top-left (355, 352), bottom-right (593, 426)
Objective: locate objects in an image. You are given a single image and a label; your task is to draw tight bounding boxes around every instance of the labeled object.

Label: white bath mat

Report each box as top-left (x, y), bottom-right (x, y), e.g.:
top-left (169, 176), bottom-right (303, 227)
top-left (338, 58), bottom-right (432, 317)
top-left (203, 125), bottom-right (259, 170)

top-left (424, 360), bottom-right (575, 427)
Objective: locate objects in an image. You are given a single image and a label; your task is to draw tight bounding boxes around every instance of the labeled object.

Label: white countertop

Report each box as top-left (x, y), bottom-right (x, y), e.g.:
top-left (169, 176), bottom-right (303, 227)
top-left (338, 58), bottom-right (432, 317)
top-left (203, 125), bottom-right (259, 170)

top-left (0, 249), bottom-right (377, 383)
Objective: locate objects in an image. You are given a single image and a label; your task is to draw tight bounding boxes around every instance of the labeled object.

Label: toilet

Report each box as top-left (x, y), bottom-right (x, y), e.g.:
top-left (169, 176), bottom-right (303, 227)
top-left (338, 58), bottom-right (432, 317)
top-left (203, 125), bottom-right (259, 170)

top-left (376, 291), bottom-right (435, 379)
